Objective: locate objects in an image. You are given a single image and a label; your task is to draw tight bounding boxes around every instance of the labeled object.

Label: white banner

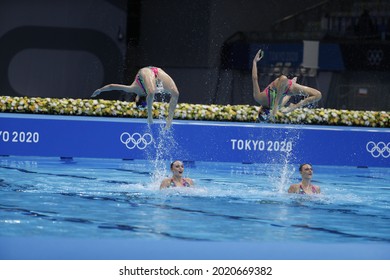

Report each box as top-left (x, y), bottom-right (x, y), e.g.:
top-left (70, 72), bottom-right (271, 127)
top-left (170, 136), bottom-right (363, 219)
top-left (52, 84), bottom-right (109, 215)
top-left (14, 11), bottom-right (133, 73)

top-left (0, 260), bottom-right (389, 280)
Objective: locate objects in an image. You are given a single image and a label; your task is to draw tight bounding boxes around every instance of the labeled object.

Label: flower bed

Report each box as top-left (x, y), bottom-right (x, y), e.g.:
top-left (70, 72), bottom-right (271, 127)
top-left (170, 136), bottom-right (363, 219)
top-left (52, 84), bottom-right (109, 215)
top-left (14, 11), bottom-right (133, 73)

top-left (1, 96), bottom-right (389, 127)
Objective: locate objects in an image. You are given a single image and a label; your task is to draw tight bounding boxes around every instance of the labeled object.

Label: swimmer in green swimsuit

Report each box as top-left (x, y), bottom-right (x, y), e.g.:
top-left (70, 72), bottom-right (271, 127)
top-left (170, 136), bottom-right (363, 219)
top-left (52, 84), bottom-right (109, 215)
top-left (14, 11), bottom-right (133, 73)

top-left (92, 66), bottom-right (179, 129)
top-left (252, 49), bottom-right (322, 121)
top-left (160, 160), bottom-right (194, 189)
top-left (288, 163), bottom-right (321, 195)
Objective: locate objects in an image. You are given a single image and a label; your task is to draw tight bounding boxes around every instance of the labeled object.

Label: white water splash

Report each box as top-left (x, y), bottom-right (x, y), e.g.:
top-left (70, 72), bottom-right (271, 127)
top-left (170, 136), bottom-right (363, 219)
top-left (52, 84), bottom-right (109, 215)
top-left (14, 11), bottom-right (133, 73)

top-left (267, 128), bottom-right (300, 193)
top-left (146, 116), bottom-right (180, 186)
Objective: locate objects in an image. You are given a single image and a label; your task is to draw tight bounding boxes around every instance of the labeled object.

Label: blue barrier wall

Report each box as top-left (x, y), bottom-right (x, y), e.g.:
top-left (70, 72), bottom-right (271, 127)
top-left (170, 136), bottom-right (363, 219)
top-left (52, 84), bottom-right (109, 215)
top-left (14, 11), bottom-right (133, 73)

top-left (0, 113), bottom-right (389, 167)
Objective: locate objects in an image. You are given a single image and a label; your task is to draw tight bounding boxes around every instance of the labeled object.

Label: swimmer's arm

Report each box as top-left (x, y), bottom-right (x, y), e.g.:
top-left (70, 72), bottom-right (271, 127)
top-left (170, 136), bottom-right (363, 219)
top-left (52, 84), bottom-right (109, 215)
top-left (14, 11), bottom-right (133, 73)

top-left (252, 53), bottom-right (260, 81)
top-left (284, 87), bottom-right (322, 113)
top-left (252, 50), bottom-right (264, 96)
top-left (92, 84), bottom-right (131, 97)
top-left (284, 97), bottom-right (312, 112)
top-left (285, 95), bottom-right (318, 112)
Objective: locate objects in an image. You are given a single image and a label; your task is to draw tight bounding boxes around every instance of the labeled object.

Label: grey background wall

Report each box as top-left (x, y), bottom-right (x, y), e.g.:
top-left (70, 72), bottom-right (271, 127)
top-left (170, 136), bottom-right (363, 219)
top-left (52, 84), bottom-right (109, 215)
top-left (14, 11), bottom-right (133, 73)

top-left (0, 0), bottom-right (127, 98)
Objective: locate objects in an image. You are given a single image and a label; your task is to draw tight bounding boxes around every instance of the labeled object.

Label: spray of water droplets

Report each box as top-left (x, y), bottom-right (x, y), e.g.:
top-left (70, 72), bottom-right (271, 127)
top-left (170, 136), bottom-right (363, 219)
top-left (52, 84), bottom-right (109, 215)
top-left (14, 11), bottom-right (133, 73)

top-left (266, 127), bottom-right (301, 193)
top-left (144, 110), bottom-right (180, 187)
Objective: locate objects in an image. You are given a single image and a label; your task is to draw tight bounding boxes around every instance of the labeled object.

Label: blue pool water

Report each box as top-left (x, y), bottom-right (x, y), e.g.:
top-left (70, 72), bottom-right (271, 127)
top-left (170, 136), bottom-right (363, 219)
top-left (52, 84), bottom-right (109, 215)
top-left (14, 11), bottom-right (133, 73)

top-left (1, 155), bottom-right (389, 245)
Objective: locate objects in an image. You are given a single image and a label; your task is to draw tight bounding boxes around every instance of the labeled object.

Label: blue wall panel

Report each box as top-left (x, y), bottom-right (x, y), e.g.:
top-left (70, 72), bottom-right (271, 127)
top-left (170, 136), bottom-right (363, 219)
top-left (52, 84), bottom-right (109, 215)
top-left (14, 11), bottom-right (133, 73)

top-left (0, 113), bottom-right (389, 167)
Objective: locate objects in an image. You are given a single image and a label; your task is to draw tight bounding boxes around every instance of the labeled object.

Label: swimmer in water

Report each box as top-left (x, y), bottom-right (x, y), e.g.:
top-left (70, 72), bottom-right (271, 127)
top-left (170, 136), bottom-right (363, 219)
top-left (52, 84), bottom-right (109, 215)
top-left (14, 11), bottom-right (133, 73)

top-left (288, 163), bottom-right (321, 194)
top-left (160, 160), bottom-right (194, 189)
top-left (252, 49), bottom-right (322, 121)
top-left (92, 66), bottom-right (179, 129)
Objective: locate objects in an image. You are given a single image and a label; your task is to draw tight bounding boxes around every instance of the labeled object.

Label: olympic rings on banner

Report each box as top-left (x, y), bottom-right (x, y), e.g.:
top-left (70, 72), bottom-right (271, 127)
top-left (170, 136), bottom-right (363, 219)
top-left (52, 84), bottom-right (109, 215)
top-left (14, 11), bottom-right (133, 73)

top-left (120, 132), bottom-right (153, 150)
top-left (366, 141), bottom-right (390, 158)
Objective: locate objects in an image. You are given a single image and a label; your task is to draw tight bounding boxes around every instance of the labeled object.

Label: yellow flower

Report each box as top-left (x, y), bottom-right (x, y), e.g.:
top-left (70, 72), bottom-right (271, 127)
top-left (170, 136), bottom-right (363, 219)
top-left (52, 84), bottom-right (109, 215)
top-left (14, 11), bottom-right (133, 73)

top-left (0, 95), bottom-right (389, 127)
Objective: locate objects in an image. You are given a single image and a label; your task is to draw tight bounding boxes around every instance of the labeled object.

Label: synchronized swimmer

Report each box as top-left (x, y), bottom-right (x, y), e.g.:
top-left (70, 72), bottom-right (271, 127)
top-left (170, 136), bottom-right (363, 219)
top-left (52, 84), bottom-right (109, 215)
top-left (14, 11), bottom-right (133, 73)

top-left (288, 163), bottom-right (321, 195)
top-left (160, 160), bottom-right (320, 195)
top-left (92, 66), bottom-right (179, 129)
top-left (160, 160), bottom-right (194, 189)
top-left (252, 49), bottom-right (322, 121)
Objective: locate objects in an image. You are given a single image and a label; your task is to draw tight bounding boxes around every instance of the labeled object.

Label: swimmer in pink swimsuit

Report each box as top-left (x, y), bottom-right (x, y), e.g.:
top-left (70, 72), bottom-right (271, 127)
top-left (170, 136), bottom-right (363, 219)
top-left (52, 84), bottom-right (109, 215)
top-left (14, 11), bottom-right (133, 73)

top-left (167, 178), bottom-right (191, 188)
top-left (92, 66), bottom-right (179, 129)
top-left (135, 66), bottom-right (159, 97)
top-left (160, 160), bottom-right (194, 189)
top-left (252, 49), bottom-right (322, 121)
top-left (288, 163), bottom-right (321, 195)
top-left (298, 184), bottom-right (320, 194)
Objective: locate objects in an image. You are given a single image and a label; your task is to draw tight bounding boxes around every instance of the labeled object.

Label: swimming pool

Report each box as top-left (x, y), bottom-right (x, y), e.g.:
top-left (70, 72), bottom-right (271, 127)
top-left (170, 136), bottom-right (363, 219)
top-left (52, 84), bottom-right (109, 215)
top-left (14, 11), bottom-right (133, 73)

top-left (1, 155), bottom-right (389, 259)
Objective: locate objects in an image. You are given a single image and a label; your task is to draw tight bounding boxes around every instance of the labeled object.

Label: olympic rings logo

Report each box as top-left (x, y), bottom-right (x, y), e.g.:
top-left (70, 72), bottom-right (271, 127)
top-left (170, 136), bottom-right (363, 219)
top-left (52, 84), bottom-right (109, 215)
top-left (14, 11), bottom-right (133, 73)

top-left (366, 141), bottom-right (390, 158)
top-left (120, 132), bottom-right (153, 150)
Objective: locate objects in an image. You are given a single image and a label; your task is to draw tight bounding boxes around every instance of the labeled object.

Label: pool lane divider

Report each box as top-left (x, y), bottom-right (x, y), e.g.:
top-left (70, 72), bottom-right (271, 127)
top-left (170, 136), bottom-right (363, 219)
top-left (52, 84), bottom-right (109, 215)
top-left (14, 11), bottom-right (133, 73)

top-left (0, 113), bottom-right (389, 167)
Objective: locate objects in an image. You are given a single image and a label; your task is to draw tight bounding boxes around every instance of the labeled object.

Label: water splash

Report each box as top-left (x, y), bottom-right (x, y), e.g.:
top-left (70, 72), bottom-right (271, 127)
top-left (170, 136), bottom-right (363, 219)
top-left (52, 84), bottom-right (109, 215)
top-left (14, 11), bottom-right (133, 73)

top-left (267, 160), bottom-right (296, 194)
top-left (145, 114), bottom-right (179, 186)
top-left (267, 127), bottom-right (301, 193)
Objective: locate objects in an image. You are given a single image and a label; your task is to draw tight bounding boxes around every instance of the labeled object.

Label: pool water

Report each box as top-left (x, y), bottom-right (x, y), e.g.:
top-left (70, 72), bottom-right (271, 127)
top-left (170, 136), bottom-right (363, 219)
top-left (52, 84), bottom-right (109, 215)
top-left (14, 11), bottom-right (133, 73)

top-left (0, 156), bottom-right (389, 243)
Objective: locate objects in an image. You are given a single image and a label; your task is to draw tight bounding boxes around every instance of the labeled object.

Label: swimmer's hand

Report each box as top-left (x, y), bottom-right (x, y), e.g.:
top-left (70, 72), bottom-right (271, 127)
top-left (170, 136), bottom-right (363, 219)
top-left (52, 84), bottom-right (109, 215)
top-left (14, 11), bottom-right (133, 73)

top-left (91, 89), bottom-right (101, 98)
top-left (254, 49), bottom-right (264, 62)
